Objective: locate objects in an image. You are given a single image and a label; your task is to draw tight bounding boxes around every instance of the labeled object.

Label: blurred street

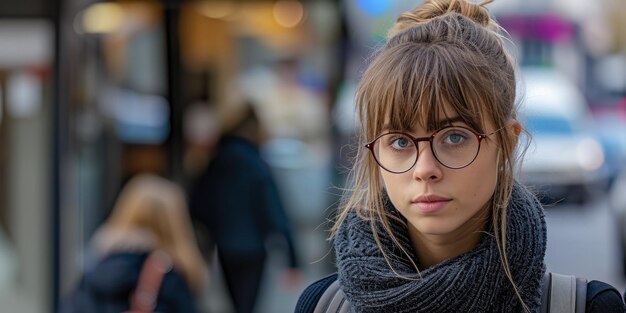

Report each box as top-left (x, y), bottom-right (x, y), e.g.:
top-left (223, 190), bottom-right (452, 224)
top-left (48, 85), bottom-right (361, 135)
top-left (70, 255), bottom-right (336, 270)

top-left (545, 195), bottom-right (626, 293)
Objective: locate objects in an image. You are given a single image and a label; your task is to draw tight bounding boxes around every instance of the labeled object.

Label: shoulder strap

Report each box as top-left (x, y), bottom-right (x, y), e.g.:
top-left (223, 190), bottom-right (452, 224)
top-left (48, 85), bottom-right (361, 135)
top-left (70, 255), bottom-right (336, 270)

top-left (314, 279), bottom-right (350, 313)
top-left (541, 272), bottom-right (587, 313)
top-left (129, 250), bottom-right (173, 313)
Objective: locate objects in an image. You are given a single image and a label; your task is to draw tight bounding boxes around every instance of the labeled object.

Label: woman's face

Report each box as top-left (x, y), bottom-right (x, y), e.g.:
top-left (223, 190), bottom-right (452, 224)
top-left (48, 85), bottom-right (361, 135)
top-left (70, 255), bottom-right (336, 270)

top-left (379, 111), bottom-right (501, 239)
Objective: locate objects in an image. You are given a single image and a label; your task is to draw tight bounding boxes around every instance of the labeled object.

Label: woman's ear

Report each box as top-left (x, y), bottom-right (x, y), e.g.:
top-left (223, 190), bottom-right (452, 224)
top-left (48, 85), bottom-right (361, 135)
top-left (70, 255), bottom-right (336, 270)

top-left (507, 119), bottom-right (522, 146)
top-left (510, 119), bottom-right (522, 135)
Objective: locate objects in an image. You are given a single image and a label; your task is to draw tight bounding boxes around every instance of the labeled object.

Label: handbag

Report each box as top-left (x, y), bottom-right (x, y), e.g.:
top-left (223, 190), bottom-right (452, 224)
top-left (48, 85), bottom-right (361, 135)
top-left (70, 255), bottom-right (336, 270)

top-left (123, 250), bottom-right (173, 313)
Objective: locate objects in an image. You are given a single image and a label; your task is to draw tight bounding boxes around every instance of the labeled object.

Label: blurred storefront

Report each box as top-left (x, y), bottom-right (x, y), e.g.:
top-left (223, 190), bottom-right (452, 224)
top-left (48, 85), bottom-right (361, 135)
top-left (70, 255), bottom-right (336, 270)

top-left (65, 1), bottom-right (344, 311)
top-left (0, 0), bottom-right (346, 311)
top-left (0, 1), bottom-right (55, 312)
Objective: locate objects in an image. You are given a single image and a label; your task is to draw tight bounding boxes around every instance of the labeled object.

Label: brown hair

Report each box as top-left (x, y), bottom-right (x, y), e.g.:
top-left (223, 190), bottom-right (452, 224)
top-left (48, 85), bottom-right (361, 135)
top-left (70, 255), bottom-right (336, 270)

top-left (331, 0), bottom-right (529, 310)
top-left (101, 174), bottom-right (208, 293)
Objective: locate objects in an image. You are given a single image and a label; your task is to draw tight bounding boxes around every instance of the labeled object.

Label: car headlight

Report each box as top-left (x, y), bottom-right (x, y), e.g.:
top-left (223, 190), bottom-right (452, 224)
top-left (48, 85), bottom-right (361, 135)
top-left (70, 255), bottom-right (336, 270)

top-left (576, 137), bottom-right (604, 171)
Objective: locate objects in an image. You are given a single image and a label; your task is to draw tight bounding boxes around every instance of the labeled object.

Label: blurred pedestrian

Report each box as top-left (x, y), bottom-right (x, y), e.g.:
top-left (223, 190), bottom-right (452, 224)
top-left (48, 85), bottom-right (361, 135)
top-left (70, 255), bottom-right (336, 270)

top-left (61, 174), bottom-right (208, 313)
top-left (296, 0), bottom-right (625, 312)
top-left (189, 101), bottom-right (300, 313)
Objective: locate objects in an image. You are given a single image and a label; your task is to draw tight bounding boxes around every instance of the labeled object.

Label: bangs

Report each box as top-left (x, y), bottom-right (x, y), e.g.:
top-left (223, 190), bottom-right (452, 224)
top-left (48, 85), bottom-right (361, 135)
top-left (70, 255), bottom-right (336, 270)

top-left (358, 42), bottom-right (492, 137)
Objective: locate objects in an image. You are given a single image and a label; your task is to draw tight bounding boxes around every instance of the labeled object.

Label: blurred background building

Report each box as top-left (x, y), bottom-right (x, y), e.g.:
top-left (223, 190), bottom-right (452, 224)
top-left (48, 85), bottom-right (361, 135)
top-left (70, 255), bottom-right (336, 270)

top-left (0, 0), bottom-right (625, 312)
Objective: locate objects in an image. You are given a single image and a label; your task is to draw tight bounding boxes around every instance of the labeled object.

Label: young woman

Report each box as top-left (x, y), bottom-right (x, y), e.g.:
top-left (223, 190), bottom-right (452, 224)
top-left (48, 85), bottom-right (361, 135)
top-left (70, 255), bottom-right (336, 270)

top-left (62, 174), bottom-right (208, 313)
top-left (296, 0), bottom-right (625, 312)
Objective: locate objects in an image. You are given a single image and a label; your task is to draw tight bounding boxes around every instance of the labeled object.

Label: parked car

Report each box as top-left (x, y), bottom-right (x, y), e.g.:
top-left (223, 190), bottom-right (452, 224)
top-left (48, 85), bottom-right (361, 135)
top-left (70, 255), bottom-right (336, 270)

top-left (591, 104), bottom-right (626, 188)
top-left (518, 67), bottom-right (609, 204)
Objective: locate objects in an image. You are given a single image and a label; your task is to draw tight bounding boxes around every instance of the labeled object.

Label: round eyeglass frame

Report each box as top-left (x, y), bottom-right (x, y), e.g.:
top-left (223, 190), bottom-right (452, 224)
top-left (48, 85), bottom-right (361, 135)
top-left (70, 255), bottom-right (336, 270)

top-left (365, 125), bottom-right (501, 173)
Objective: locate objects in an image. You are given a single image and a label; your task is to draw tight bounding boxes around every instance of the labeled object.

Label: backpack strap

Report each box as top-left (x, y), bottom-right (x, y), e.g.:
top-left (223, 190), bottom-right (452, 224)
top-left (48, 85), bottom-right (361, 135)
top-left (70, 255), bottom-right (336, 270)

top-left (541, 272), bottom-right (551, 313)
top-left (575, 276), bottom-right (588, 313)
top-left (129, 250), bottom-right (173, 313)
top-left (541, 272), bottom-right (587, 313)
top-left (314, 279), bottom-right (350, 313)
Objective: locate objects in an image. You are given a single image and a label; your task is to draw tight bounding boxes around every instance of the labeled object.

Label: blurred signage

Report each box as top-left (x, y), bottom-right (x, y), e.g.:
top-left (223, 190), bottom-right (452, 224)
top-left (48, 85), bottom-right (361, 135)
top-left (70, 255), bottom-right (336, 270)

top-left (499, 14), bottom-right (575, 43)
top-left (0, 20), bottom-right (52, 67)
top-left (101, 88), bottom-right (170, 144)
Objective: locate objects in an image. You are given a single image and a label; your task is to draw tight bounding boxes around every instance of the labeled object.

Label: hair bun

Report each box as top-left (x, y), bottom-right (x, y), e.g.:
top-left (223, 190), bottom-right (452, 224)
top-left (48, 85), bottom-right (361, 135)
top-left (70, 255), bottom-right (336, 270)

top-left (388, 0), bottom-right (495, 38)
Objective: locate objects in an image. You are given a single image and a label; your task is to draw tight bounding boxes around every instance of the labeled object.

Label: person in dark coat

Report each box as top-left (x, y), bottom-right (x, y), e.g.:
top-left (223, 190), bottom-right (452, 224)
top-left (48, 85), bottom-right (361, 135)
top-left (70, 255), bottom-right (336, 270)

top-left (189, 101), bottom-right (300, 313)
top-left (61, 174), bottom-right (208, 313)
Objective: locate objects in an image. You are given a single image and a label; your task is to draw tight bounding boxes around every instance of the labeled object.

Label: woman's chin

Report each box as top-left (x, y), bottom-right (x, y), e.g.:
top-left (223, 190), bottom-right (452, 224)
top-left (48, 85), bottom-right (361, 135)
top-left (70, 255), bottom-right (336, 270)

top-left (408, 218), bottom-right (457, 237)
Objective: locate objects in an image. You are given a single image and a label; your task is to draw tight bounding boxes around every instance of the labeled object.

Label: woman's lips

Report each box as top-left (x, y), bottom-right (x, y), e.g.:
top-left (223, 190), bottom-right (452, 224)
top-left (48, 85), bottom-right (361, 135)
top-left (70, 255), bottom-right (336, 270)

top-left (411, 195), bottom-right (452, 213)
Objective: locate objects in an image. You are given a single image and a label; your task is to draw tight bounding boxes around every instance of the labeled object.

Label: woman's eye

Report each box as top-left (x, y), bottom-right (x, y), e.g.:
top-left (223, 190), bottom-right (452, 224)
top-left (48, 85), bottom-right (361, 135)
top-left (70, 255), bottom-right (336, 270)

top-left (442, 131), bottom-right (468, 145)
top-left (446, 133), bottom-right (465, 144)
top-left (392, 137), bottom-right (410, 149)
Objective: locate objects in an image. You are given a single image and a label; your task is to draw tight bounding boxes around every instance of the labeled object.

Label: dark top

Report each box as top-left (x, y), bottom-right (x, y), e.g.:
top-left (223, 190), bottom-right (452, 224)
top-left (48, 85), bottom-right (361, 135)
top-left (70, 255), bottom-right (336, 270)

top-left (295, 273), bottom-right (625, 313)
top-left (189, 136), bottom-right (299, 267)
top-left (61, 252), bottom-right (199, 313)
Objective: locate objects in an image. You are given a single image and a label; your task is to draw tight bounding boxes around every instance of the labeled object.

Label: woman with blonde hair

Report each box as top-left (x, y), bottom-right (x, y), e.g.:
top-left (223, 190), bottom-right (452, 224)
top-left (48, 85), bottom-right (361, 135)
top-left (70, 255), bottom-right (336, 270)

top-left (296, 0), bottom-right (624, 312)
top-left (62, 174), bottom-right (207, 313)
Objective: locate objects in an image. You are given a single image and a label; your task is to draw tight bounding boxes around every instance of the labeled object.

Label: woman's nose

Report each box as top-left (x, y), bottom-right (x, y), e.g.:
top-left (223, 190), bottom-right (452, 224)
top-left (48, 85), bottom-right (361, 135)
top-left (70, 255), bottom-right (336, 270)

top-left (411, 142), bottom-right (443, 182)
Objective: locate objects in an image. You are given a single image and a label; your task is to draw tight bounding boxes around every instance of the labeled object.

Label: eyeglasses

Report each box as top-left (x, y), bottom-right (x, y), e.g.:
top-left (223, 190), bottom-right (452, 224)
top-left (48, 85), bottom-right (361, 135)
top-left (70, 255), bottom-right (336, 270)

top-left (365, 125), bottom-right (501, 173)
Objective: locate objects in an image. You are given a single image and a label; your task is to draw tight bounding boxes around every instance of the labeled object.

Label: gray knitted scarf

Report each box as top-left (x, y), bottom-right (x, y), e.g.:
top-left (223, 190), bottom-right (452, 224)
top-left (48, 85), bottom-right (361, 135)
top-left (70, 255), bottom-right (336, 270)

top-left (335, 183), bottom-right (547, 312)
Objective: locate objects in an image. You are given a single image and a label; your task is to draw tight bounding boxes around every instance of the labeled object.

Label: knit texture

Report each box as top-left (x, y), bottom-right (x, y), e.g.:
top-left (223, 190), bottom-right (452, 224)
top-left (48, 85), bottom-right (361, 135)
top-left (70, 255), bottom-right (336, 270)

top-left (335, 183), bottom-right (547, 312)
